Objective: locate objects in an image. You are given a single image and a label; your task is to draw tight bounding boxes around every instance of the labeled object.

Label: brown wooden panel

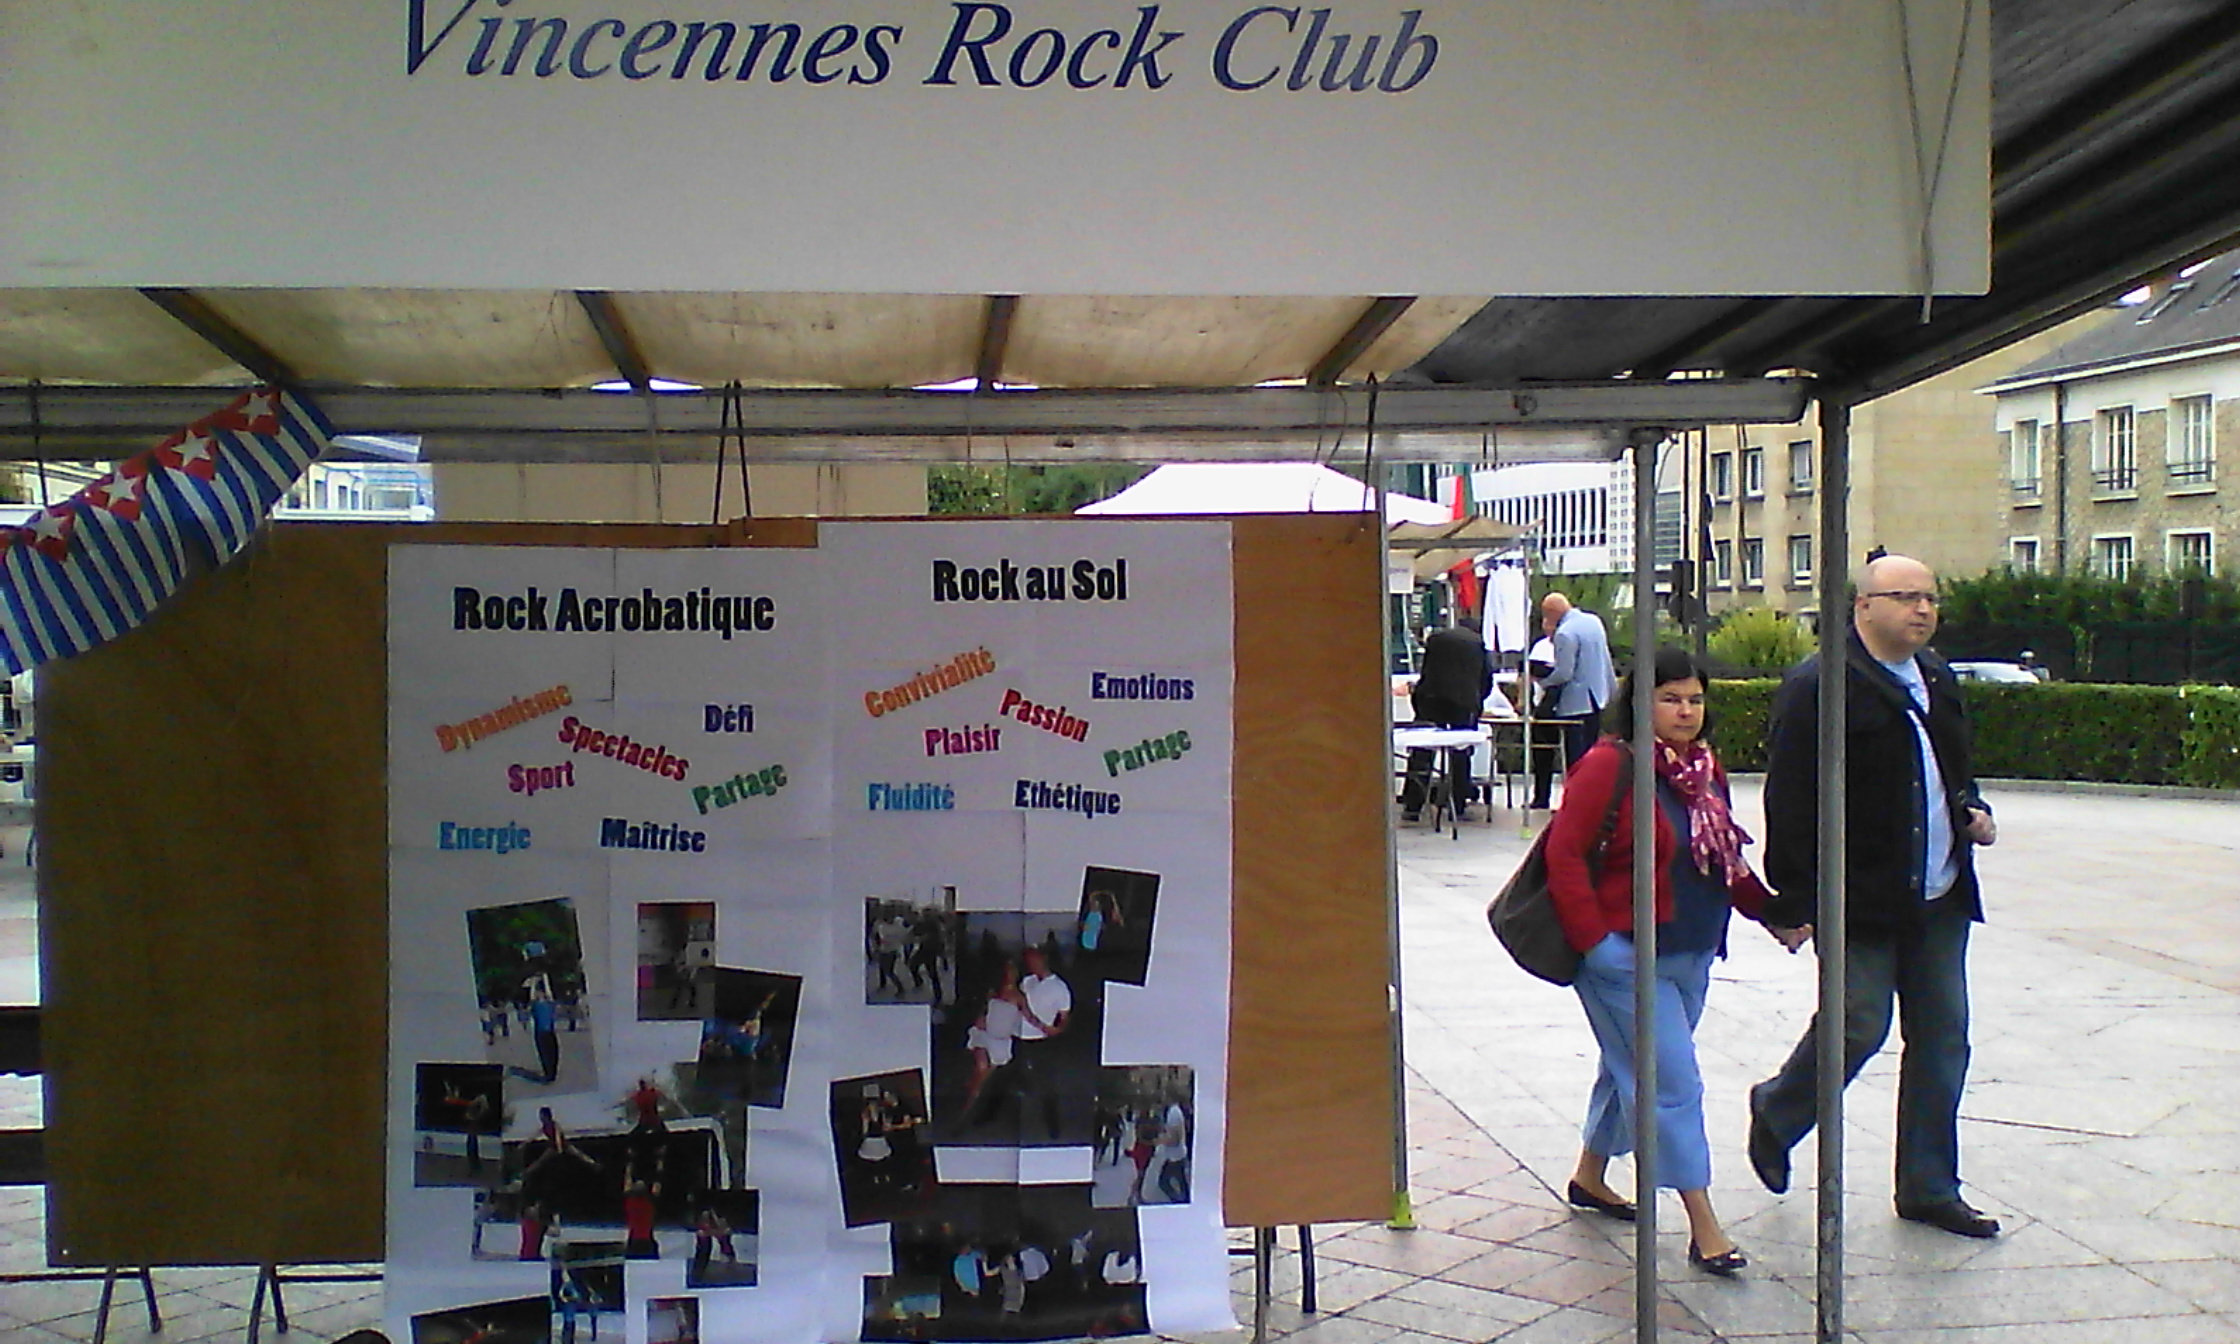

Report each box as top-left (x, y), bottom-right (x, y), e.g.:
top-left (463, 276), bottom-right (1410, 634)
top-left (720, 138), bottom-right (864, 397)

top-left (1225, 513), bottom-right (1396, 1226)
top-left (40, 512), bottom-right (1391, 1264)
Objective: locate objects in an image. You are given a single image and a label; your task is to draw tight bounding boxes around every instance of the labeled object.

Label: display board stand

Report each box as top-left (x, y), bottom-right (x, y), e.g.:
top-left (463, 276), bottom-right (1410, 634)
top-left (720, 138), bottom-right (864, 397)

top-left (39, 514), bottom-right (1394, 1267)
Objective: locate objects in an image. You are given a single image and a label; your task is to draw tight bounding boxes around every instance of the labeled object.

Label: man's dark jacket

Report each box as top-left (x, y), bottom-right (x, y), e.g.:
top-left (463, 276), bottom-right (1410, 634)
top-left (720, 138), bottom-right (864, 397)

top-left (1761, 630), bottom-right (1987, 934)
top-left (1412, 624), bottom-right (1493, 725)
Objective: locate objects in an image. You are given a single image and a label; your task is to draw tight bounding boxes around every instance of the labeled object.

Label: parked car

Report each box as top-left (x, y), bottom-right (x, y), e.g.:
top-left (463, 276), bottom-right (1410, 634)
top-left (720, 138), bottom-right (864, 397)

top-left (1950, 660), bottom-right (2045, 685)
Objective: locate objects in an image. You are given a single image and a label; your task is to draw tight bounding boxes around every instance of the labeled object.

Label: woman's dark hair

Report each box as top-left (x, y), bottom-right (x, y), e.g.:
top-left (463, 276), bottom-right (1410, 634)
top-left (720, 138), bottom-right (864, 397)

top-left (1602, 645), bottom-right (1714, 743)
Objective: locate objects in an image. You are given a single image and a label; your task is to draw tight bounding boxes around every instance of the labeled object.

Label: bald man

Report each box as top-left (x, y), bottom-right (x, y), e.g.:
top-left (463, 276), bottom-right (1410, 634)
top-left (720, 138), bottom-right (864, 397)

top-left (1748, 554), bottom-right (2003, 1239)
top-left (1532, 592), bottom-right (1617, 806)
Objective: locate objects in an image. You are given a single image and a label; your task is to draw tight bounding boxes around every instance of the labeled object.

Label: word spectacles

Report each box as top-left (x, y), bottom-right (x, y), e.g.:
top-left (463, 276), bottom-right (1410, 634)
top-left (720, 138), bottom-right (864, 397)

top-left (1863, 589), bottom-right (1941, 607)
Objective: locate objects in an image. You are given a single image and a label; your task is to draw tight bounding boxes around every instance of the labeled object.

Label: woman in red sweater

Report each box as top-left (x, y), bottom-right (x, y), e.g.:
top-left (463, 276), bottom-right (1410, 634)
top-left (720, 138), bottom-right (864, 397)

top-left (1544, 646), bottom-right (1781, 1276)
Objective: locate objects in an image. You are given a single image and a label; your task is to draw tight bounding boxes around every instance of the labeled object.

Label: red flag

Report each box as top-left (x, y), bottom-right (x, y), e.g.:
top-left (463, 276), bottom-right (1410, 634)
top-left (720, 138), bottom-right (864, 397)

top-left (23, 503), bottom-right (79, 561)
top-left (86, 457), bottom-right (152, 522)
top-left (155, 425), bottom-right (222, 480)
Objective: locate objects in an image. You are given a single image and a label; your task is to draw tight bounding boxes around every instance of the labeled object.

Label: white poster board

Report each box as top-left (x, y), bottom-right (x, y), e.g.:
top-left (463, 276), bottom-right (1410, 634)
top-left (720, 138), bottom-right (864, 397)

top-left (1, 0), bottom-right (1987, 295)
top-left (385, 521), bottom-right (1235, 1343)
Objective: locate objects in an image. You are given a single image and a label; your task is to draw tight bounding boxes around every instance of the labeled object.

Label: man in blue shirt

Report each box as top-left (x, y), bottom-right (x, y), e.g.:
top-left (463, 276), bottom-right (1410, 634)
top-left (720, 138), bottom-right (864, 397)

top-left (1532, 592), bottom-right (1617, 807)
top-left (1749, 554), bottom-right (2002, 1239)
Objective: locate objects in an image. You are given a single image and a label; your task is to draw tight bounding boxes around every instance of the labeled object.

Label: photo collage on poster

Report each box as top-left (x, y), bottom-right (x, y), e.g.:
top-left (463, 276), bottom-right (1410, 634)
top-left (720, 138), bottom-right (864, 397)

top-left (388, 524), bottom-right (1236, 1343)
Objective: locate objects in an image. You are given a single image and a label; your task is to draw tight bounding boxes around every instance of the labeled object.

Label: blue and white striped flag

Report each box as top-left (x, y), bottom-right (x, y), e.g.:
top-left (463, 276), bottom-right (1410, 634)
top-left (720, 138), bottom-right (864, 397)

top-left (0, 386), bottom-right (334, 675)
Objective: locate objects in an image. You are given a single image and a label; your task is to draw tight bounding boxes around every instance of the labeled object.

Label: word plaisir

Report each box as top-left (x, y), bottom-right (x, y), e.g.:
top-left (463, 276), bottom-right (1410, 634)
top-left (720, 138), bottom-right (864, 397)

top-left (452, 585), bottom-right (776, 639)
top-left (405, 2), bottom-right (1444, 95)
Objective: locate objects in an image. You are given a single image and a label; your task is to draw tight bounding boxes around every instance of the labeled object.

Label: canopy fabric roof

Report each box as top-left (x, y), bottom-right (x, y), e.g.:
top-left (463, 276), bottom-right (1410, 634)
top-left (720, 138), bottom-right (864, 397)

top-left (1077, 464), bottom-right (1450, 525)
top-left (2, 0), bottom-right (2235, 465)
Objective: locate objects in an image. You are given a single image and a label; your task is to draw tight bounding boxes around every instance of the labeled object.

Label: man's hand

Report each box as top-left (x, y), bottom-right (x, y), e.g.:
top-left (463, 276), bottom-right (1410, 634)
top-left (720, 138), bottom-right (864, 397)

top-left (1965, 805), bottom-right (1997, 847)
top-left (1769, 924), bottom-right (1814, 954)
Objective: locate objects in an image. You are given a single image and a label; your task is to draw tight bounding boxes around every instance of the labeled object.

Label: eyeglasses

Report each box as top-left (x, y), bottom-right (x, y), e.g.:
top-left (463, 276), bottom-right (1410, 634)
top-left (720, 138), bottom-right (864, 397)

top-left (1863, 590), bottom-right (1941, 607)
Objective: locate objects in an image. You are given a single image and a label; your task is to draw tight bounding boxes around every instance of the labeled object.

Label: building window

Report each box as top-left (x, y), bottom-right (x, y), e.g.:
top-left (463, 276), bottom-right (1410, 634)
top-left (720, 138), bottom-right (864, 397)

top-left (1787, 534), bottom-right (1813, 585)
top-left (2093, 406), bottom-right (2137, 493)
top-left (2091, 534), bottom-right (2135, 581)
top-left (2009, 419), bottom-right (2041, 500)
top-left (2168, 529), bottom-right (2215, 576)
top-left (1787, 440), bottom-right (1814, 494)
top-left (2009, 537), bottom-right (2040, 572)
top-left (1741, 447), bottom-right (1766, 498)
top-left (1740, 537), bottom-right (1765, 587)
top-left (1711, 539), bottom-right (1734, 587)
top-left (1709, 452), bottom-right (1734, 502)
top-left (2169, 395), bottom-right (2215, 488)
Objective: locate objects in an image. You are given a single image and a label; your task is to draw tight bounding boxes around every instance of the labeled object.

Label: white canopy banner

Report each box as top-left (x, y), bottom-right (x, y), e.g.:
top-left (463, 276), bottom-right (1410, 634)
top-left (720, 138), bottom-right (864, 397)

top-left (1, 0), bottom-right (1986, 295)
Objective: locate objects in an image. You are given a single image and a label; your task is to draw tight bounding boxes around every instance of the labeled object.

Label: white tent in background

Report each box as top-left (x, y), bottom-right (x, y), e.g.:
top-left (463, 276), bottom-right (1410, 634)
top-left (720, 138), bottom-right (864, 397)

top-left (1077, 462), bottom-right (1449, 525)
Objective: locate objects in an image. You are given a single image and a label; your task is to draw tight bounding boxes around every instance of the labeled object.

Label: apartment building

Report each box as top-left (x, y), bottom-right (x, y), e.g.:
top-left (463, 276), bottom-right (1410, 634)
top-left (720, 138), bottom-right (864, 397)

top-left (1983, 254), bottom-right (2240, 581)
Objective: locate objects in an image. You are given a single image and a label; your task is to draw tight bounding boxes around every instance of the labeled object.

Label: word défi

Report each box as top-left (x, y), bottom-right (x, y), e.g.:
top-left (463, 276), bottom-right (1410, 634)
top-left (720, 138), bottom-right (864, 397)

top-left (440, 821), bottom-right (533, 853)
top-left (1104, 729), bottom-right (1190, 777)
top-left (557, 716), bottom-right (691, 780)
top-left (1014, 779), bottom-right (1122, 818)
top-left (933, 557), bottom-right (1126, 603)
top-left (997, 688), bottom-right (1090, 742)
top-left (692, 764), bottom-right (789, 814)
top-left (451, 585), bottom-right (777, 639)
top-left (865, 647), bottom-right (996, 717)
top-left (436, 684), bottom-right (572, 751)
top-left (508, 761), bottom-right (578, 795)
top-left (405, 2), bottom-right (1443, 95)
top-left (704, 703), bottom-right (755, 732)
top-left (600, 818), bottom-right (709, 851)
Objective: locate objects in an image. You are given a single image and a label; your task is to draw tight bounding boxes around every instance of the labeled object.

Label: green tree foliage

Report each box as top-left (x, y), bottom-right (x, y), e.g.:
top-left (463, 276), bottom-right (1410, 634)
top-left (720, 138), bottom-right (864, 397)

top-left (1707, 606), bottom-right (1814, 674)
top-left (926, 464), bottom-right (1149, 515)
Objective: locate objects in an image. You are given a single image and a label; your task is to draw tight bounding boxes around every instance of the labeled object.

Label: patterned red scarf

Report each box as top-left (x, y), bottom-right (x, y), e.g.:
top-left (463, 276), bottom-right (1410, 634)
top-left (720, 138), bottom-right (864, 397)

top-left (1653, 738), bottom-right (1754, 884)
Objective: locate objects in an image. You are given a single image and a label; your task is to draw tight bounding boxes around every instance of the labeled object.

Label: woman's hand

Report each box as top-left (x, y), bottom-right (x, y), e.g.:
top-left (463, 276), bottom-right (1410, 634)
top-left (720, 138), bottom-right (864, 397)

top-left (1581, 932), bottom-right (1633, 974)
top-left (1768, 923), bottom-right (1814, 953)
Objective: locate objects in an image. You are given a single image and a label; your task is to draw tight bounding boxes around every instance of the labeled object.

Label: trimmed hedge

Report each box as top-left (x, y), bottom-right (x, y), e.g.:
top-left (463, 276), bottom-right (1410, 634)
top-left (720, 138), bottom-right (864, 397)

top-left (1706, 679), bottom-right (2240, 789)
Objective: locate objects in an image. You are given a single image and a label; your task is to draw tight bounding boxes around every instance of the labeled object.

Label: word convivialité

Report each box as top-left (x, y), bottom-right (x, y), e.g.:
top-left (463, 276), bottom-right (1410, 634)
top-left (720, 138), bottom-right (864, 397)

top-left (865, 647), bottom-right (996, 718)
top-left (436, 685), bottom-right (572, 751)
top-left (406, 3), bottom-right (1442, 95)
top-left (451, 585), bottom-right (776, 639)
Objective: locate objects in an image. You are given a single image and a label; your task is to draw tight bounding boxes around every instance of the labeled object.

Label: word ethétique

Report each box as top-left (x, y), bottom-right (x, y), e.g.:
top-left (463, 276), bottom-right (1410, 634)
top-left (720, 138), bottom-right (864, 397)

top-left (407, 3), bottom-right (1443, 96)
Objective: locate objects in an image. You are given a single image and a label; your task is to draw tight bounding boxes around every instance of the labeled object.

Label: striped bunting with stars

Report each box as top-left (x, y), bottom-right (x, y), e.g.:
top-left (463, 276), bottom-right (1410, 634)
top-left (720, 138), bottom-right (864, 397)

top-left (0, 386), bottom-right (334, 676)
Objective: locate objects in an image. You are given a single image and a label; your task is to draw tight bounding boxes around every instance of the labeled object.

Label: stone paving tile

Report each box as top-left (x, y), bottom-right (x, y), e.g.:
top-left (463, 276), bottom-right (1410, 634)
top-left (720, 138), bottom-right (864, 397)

top-left (1317, 1228), bottom-right (1495, 1277)
top-left (2131, 1257), bottom-right (2240, 1314)
top-left (1384, 1276), bottom-right (1559, 1328)
top-left (1266, 1312), bottom-right (1405, 1344)
top-left (1497, 1256), bottom-right (1633, 1308)
top-left (1439, 1245), bottom-right (1570, 1294)
top-left (1342, 1292), bottom-right (1512, 1341)
top-left (1477, 1307), bottom-right (1630, 1344)
top-left (1449, 1203), bottom-right (1572, 1246)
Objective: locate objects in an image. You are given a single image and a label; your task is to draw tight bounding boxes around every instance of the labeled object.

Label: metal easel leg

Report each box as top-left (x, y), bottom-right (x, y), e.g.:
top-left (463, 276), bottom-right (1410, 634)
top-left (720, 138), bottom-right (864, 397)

top-left (1252, 1226), bottom-right (1274, 1344)
top-left (137, 1266), bottom-right (161, 1332)
top-left (94, 1266), bottom-right (116, 1344)
top-left (1296, 1225), bottom-right (1317, 1314)
top-left (248, 1263), bottom-right (288, 1343)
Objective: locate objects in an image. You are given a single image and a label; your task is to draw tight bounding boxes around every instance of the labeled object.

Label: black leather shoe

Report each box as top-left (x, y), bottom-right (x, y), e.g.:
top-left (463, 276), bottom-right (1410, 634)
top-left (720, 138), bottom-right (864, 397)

top-left (1896, 1200), bottom-right (2001, 1238)
top-left (1746, 1084), bottom-right (1790, 1195)
top-left (1565, 1180), bottom-right (1636, 1221)
top-left (1688, 1241), bottom-right (1747, 1277)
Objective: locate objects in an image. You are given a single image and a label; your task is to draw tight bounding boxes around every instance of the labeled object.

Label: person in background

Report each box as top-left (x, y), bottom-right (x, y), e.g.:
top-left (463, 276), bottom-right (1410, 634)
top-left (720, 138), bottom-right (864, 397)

top-left (1536, 592), bottom-right (1618, 788)
top-left (1401, 616), bottom-right (1492, 823)
top-left (1544, 646), bottom-right (1785, 1277)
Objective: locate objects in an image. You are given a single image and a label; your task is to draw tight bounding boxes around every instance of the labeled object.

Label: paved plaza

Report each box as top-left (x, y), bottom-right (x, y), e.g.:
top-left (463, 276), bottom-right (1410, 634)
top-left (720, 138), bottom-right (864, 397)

top-left (5, 788), bottom-right (2240, 1341)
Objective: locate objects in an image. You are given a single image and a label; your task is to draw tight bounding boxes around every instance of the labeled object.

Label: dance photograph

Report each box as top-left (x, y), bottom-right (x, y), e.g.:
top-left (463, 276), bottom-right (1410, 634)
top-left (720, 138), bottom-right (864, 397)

top-left (646, 1296), bottom-right (700, 1344)
top-left (1074, 867), bottom-right (1159, 986)
top-left (409, 1295), bottom-right (551, 1344)
top-left (548, 1244), bottom-right (624, 1344)
top-left (868, 1183), bottom-right (1147, 1343)
top-left (1089, 1065), bottom-right (1194, 1209)
top-left (864, 887), bottom-right (958, 1006)
top-left (685, 966), bottom-right (805, 1111)
top-left (413, 1062), bottom-right (505, 1188)
top-left (928, 912), bottom-right (1105, 1148)
top-left (465, 897), bottom-right (598, 1097)
top-left (831, 1069), bottom-right (937, 1227)
top-left (683, 1188), bottom-right (761, 1288)
top-left (637, 901), bottom-right (717, 1020)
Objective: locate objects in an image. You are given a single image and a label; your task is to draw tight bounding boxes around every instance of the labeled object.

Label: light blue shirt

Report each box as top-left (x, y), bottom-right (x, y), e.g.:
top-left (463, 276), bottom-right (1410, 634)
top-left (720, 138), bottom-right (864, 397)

top-left (1881, 655), bottom-right (1960, 900)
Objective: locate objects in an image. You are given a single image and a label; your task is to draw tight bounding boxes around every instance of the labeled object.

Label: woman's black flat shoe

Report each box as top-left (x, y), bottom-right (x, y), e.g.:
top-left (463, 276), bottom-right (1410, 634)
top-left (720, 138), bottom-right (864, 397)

top-left (1688, 1242), bottom-right (1747, 1277)
top-left (1565, 1180), bottom-right (1637, 1221)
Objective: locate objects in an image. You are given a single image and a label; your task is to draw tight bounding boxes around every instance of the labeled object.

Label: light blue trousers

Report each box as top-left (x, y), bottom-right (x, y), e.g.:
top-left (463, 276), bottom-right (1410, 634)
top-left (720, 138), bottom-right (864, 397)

top-left (1573, 934), bottom-right (1716, 1191)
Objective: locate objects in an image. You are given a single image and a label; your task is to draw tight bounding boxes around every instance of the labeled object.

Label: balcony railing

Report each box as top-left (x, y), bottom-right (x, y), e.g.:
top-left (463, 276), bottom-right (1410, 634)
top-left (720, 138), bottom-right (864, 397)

top-left (2092, 466), bottom-right (2137, 493)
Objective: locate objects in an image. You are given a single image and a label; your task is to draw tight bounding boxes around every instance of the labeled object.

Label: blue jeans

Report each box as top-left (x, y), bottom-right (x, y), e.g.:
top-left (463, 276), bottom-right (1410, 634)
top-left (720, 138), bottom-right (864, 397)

top-left (1573, 935), bottom-right (1716, 1191)
top-left (1752, 895), bottom-right (1973, 1207)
